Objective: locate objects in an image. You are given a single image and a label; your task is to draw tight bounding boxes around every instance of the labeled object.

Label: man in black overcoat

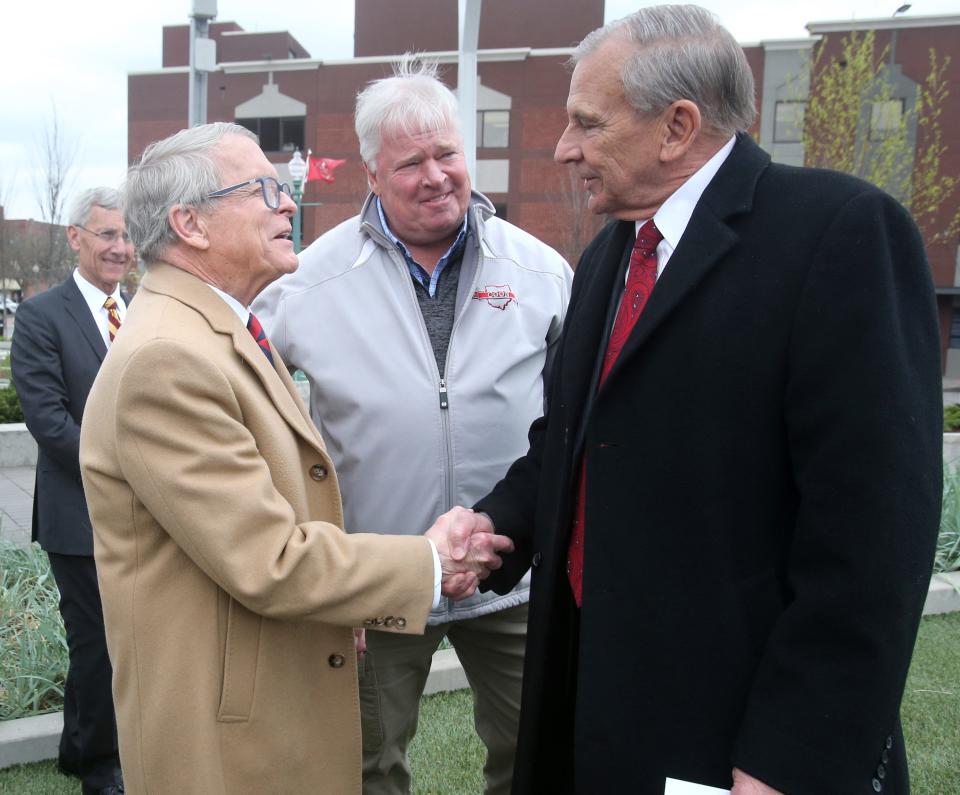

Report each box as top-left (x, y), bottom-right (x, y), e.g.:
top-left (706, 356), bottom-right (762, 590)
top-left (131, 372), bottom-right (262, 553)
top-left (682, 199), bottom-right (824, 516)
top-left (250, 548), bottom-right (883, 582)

top-left (12, 187), bottom-right (133, 795)
top-left (466, 6), bottom-right (942, 794)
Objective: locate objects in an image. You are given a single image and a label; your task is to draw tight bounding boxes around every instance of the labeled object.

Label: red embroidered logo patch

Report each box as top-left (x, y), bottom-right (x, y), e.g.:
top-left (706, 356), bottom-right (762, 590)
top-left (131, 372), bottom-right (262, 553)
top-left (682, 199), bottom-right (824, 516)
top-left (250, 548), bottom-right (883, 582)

top-left (472, 284), bottom-right (518, 310)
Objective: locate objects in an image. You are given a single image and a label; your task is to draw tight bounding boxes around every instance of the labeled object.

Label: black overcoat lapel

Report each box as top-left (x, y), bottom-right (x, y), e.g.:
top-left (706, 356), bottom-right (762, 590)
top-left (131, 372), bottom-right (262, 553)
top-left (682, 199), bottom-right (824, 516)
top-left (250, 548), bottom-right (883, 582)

top-left (561, 220), bottom-right (634, 457)
top-left (600, 135), bottom-right (770, 392)
top-left (61, 277), bottom-right (108, 362)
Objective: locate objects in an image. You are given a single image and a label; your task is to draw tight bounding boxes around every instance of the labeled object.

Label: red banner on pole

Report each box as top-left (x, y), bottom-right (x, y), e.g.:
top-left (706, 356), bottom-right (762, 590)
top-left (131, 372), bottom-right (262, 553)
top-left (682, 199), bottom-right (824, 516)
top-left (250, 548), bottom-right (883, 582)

top-left (306, 154), bottom-right (346, 184)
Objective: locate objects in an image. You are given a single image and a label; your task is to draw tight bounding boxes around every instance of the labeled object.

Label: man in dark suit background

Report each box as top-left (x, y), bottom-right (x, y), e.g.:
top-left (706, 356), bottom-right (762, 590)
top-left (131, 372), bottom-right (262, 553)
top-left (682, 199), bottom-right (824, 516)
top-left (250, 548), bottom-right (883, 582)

top-left (463, 5), bottom-right (942, 794)
top-left (12, 187), bottom-right (132, 795)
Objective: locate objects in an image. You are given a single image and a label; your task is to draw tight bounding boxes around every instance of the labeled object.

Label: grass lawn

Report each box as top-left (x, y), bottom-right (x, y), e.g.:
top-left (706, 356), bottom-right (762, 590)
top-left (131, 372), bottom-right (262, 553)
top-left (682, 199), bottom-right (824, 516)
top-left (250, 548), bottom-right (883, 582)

top-left (1, 613), bottom-right (956, 794)
top-left (901, 612), bottom-right (960, 793)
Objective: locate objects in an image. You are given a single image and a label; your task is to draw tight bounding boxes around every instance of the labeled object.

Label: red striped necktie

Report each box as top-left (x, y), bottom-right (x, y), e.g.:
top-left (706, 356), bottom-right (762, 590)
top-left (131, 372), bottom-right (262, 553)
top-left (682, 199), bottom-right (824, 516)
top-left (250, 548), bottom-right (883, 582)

top-left (567, 220), bottom-right (663, 607)
top-left (246, 312), bottom-right (275, 366)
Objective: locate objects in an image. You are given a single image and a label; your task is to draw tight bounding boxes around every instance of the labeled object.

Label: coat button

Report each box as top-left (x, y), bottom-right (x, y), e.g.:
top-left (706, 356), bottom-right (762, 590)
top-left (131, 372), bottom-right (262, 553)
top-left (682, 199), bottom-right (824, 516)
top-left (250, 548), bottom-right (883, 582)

top-left (310, 464), bottom-right (328, 481)
top-left (532, 552), bottom-right (542, 567)
top-left (885, 735), bottom-right (893, 750)
top-left (383, 616), bottom-right (395, 628)
top-left (395, 617), bottom-right (406, 629)
top-left (872, 778), bottom-right (882, 792)
top-left (876, 764), bottom-right (885, 780)
top-left (881, 749), bottom-right (889, 764)
top-left (328, 653), bottom-right (345, 668)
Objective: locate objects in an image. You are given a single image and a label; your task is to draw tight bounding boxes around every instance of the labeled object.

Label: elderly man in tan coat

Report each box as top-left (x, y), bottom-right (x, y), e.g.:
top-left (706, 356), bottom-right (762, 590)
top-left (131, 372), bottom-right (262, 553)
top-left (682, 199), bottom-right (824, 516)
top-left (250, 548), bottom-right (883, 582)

top-left (79, 122), bottom-right (511, 794)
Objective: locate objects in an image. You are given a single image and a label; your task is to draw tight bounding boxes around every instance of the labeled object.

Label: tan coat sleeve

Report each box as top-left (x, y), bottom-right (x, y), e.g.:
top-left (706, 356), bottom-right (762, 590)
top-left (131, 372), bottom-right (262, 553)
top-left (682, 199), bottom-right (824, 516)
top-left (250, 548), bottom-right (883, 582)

top-left (110, 337), bottom-right (435, 631)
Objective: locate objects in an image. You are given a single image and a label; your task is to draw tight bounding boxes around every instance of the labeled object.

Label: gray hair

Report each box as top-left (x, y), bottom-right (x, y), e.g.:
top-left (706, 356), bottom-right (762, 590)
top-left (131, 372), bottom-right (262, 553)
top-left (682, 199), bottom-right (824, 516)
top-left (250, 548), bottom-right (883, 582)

top-left (122, 122), bottom-right (257, 264)
top-left (68, 187), bottom-right (121, 227)
top-left (355, 54), bottom-right (461, 172)
top-left (573, 4), bottom-right (756, 136)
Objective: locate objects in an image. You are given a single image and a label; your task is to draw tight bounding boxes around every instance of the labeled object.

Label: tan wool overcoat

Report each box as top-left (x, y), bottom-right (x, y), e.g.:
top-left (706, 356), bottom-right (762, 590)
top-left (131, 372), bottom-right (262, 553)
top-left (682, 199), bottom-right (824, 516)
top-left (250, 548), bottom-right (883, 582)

top-left (79, 263), bottom-right (435, 794)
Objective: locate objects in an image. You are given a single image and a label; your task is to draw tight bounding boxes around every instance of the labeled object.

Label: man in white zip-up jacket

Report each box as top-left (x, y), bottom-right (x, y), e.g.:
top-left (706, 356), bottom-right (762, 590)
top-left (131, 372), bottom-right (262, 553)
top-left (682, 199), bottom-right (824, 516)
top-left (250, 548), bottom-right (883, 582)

top-left (254, 58), bottom-right (572, 794)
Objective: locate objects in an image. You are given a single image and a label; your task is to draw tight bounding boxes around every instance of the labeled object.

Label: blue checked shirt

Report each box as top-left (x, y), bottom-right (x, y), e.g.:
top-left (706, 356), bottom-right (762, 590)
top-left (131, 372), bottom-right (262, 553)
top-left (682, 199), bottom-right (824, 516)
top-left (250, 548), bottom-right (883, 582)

top-left (376, 197), bottom-right (468, 298)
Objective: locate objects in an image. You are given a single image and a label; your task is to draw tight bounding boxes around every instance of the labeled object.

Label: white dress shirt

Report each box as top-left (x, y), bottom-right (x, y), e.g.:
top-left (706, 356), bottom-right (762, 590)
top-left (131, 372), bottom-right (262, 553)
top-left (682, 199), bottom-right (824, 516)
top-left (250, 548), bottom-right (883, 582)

top-left (205, 283), bottom-right (445, 607)
top-left (634, 135), bottom-right (737, 281)
top-left (72, 269), bottom-right (127, 348)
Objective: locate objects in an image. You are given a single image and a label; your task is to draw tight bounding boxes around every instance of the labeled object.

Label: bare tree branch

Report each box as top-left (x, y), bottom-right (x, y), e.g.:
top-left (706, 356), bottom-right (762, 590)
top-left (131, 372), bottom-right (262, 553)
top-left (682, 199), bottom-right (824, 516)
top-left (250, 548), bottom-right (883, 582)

top-left (27, 103), bottom-right (78, 289)
top-left (0, 168), bottom-right (20, 332)
top-left (550, 166), bottom-right (604, 268)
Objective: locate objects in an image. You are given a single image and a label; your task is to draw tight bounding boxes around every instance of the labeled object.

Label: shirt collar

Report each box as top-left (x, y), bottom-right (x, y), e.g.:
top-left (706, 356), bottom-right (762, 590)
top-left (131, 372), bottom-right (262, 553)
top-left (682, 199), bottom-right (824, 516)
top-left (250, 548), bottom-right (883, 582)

top-left (206, 283), bottom-right (250, 324)
top-left (640, 135), bottom-right (736, 248)
top-left (375, 196), bottom-right (468, 297)
top-left (73, 268), bottom-right (125, 314)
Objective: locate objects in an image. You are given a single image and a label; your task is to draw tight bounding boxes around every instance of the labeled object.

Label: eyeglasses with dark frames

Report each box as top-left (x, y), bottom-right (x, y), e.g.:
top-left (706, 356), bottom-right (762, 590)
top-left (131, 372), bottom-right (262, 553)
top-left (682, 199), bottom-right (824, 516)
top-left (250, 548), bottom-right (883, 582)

top-left (207, 177), bottom-right (292, 210)
top-left (75, 225), bottom-right (132, 245)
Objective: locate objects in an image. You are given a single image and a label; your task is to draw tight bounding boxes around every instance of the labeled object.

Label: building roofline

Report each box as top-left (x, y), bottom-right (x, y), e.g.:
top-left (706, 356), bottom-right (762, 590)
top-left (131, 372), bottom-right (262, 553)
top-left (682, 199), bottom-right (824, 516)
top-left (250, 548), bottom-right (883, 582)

top-left (219, 29), bottom-right (291, 37)
top-left (128, 46), bottom-right (575, 77)
top-left (129, 66), bottom-right (190, 76)
top-left (759, 37), bottom-right (820, 51)
top-left (807, 13), bottom-right (960, 34)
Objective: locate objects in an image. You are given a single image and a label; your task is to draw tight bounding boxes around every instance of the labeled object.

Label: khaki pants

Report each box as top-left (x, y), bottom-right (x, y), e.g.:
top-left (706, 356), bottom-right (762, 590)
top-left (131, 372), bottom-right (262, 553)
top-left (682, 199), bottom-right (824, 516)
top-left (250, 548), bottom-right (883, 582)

top-left (360, 602), bottom-right (528, 795)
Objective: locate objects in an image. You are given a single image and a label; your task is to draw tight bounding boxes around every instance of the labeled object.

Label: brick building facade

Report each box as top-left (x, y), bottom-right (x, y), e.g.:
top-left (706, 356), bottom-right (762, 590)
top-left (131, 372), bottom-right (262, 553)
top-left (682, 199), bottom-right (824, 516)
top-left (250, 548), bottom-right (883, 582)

top-left (127, 3), bottom-right (960, 369)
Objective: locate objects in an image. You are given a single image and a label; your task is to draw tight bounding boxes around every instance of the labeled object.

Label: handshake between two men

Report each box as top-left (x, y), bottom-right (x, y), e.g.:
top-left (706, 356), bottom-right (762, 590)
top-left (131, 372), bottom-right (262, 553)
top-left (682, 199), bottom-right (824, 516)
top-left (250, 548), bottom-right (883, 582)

top-left (424, 506), bottom-right (505, 600)
top-left (354, 508), bottom-right (506, 654)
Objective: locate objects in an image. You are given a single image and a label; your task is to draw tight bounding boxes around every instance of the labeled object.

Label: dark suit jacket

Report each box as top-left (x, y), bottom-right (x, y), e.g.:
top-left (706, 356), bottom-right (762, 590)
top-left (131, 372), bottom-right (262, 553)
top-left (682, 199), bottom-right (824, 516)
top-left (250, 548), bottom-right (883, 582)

top-left (12, 276), bottom-right (122, 556)
top-left (476, 135), bottom-right (942, 795)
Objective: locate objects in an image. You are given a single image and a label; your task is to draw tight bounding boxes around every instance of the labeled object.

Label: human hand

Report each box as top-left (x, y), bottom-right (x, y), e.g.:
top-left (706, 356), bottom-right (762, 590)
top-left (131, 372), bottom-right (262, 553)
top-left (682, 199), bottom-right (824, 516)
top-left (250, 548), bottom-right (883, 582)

top-left (731, 768), bottom-right (783, 795)
top-left (353, 627), bottom-right (366, 656)
top-left (424, 507), bottom-right (512, 600)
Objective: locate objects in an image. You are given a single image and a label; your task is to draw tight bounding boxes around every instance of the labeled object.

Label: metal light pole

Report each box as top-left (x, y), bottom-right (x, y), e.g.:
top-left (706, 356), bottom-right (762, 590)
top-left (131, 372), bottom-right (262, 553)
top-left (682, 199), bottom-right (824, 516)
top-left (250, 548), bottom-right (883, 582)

top-left (188, 0), bottom-right (218, 127)
top-left (890, 4), bottom-right (911, 63)
top-left (288, 150), bottom-right (308, 254)
top-left (458, 0), bottom-right (482, 182)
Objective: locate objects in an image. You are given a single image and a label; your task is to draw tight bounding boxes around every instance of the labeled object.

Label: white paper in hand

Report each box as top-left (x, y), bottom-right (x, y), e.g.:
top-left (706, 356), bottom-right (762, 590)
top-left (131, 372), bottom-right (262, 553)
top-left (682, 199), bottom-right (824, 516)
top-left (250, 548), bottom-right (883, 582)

top-left (664, 777), bottom-right (731, 795)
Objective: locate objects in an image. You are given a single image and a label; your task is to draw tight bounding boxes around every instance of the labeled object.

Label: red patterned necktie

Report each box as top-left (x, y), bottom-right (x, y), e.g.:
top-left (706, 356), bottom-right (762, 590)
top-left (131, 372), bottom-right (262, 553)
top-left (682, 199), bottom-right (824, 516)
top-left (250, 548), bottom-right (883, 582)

top-left (567, 220), bottom-right (663, 606)
top-left (103, 297), bottom-right (122, 343)
top-left (246, 312), bottom-right (275, 366)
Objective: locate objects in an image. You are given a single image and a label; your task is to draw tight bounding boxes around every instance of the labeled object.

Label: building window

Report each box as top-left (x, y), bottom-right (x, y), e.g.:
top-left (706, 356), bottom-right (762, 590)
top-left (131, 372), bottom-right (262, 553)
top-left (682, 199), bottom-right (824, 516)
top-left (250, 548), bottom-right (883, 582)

top-left (477, 110), bottom-right (510, 148)
top-left (951, 307), bottom-right (960, 348)
top-left (236, 117), bottom-right (305, 152)
top-left (869, 99), bottom-right (904, 141)
top-left (950, 307), bottom-right (960, 348)
top-left (773, 101), bottom-right (805, 143)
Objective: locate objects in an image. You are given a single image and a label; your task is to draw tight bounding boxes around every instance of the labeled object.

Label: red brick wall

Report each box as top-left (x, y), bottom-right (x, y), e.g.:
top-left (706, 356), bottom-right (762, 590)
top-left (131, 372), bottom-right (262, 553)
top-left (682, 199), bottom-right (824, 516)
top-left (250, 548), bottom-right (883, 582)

top-left (162, 22), bottom-right (243, 68)
top-left (354, 0), bottom-right (602, 57)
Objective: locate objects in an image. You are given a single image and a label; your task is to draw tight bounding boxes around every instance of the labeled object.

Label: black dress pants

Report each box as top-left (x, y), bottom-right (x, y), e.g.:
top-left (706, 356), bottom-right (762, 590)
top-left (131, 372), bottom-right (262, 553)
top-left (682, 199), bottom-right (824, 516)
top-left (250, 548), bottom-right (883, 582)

top-left (47, 552), bottom-right (121, 790)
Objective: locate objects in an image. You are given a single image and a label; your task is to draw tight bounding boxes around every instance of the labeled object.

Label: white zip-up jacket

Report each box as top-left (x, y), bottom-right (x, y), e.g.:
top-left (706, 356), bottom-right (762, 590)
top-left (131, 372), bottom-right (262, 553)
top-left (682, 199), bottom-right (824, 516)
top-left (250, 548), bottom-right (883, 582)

top-left (255, 192), bottom-right (572, 622)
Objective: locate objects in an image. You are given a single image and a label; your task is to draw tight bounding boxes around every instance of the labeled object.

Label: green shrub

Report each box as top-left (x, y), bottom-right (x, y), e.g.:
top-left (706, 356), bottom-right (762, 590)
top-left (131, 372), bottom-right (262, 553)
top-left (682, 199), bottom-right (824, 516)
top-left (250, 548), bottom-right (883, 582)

top-left (944, 404), bottom-right (960, 432)
top-left (0, 384), bottom-right (24, 423)
top-left (939, 463), bottom-right (960, 573)
top-left (0, 540), bottom-right (67, 720)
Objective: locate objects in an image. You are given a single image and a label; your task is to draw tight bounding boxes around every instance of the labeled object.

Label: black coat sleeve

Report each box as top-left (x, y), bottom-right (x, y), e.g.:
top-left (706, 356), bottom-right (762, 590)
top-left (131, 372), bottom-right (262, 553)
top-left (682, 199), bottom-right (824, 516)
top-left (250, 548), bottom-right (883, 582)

top-left (731, 189), bottom-right (942, 793)
top-left (474, 412), bottom-right (549, 593)
top-left (475, 224), bottom-right (612, 595)
top-left (11, 299), bottom-right (83, 477)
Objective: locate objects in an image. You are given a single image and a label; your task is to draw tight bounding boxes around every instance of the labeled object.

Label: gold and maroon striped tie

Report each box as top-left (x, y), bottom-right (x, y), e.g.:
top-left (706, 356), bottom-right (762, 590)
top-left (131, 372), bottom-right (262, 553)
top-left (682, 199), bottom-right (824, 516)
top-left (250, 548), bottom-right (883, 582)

top-left (104, 297), bottom-right (122, 343)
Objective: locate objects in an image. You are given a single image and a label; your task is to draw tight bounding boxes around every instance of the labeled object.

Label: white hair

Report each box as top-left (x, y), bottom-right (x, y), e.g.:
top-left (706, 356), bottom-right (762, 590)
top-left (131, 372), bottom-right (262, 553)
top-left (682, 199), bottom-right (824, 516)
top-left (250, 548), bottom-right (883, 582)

top-left (122, 122), bottom-right (257, 264)
top-left (68, 187), bottom-right (121, 227)
top-left (354, 54), bottom-right (461, 172)
top-left (573, 4), bottom-right (756, 136)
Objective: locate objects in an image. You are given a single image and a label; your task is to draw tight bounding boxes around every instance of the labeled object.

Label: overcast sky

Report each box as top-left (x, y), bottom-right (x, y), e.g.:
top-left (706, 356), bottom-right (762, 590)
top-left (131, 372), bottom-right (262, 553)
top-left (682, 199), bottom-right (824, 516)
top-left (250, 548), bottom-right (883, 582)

top-left (1, 0), bottom-right (956, 219)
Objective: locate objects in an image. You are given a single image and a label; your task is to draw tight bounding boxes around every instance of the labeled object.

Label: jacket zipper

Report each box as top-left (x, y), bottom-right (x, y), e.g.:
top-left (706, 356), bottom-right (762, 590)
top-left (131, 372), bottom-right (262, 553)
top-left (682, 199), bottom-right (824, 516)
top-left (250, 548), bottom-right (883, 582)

top-left (381, 210), bottom-right (493, 617)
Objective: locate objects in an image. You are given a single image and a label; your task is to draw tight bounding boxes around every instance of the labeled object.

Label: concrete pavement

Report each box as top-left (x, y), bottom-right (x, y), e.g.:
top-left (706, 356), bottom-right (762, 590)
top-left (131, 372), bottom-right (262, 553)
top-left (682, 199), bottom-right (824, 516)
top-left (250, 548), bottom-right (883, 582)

top-left (0, 465), bottom-right (33, 548)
